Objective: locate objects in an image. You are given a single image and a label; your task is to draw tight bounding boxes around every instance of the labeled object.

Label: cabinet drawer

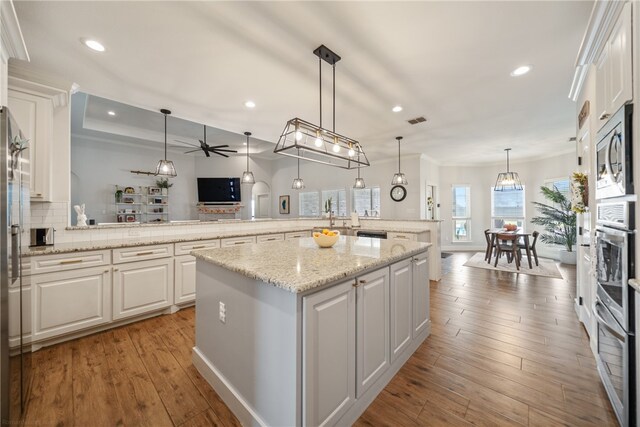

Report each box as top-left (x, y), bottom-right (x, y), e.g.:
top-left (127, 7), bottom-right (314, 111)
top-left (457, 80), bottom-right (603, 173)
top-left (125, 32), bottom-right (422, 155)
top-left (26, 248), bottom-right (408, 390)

top-left (113, 244), bottom-right (173, 264)
top-left (256, 233), bottom-right (284, 243)
top-left (30, 250), bottom-right (111, 275)
top-left (285, 231), bottom-right (310, 240)
top-left (113, 258), bottom-right (173, 320)
top-left (221, 236), bottom-right (256, 247)
top-left (388, 232), bottom-right (417, 241)
top-left (174, 239), bottom-right (220, 256)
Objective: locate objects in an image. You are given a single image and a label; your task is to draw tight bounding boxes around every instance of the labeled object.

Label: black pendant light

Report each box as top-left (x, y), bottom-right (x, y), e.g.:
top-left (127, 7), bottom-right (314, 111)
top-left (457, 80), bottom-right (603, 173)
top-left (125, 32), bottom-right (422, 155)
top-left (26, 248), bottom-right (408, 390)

top-left (494, 148), bottom-right (523, 191)
top-left (291, 149), bottom-right (305, 190)
top-left (155, 109), bottom-right (177, 177)
top-left (241, 131), bottom-right (255, 184)
top-left (391, 136), bottom-right (407, 185)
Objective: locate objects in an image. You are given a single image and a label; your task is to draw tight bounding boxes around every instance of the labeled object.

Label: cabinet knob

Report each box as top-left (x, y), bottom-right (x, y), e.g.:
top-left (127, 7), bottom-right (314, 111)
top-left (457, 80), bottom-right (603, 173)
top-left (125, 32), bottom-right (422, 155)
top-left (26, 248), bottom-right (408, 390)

top-left (113, 268), bottom-right (119, 272)
top-left (104, 270), bottom-right (109, 273)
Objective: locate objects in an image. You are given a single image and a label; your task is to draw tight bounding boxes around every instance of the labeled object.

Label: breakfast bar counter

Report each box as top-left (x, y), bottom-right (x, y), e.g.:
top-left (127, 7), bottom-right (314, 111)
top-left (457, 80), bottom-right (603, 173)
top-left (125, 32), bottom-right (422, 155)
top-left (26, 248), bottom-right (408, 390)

top-left (192, 236), bottom-right (431, 426)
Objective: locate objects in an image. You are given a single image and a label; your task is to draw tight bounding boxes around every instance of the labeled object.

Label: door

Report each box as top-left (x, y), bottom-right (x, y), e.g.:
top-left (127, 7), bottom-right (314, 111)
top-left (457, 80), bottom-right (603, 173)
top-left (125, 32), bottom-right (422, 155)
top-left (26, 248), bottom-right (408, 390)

top-left (113, 258), bottom-right (173, 320)
top-left (303, 280), bottom-right (355, 427)
top-left (356, 268), bottom-right (389, 397)
top-left (174, 255), bottom-right (196, 305)
top-left (412, 252), bottom-right (430, 337)
top-left (606, 3), bottom-right (632, 116)
top-left (390, 259), bottom-right (412, 362)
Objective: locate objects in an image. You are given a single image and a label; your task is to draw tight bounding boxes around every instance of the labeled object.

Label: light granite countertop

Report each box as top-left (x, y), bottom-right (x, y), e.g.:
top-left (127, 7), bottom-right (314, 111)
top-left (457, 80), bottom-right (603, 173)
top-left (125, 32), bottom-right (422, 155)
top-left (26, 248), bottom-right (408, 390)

top-left (192, 236), bottom-right (431, 293)
top-left (630, 279), bottom-right (640, 293)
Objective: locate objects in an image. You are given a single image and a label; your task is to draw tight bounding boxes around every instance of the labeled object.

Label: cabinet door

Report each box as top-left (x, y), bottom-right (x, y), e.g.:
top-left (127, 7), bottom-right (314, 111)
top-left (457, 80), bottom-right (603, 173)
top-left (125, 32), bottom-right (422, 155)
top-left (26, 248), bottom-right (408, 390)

top-left (32, 266), bottom-right (111, 341)
top-left (412, 252), bottom-right (430, 337)
top-left (390, 259), bottom-right (413, 362)
top-left (174, 255), bottom-right (196, 305)
top-left (7, 88), bottom-right (52, 201)
top-left (595, 47), bottom-right (609, 122)
top-left (606, 3), bottom-right (632, 115)
top-left (113, 258), bottom-right (173, 320)
top-left (303, 280), bottom-right (355, 427)
top-left (356, 268), bottom-right (390, 398)
top-left (9, 282), bottom-right (31, 348)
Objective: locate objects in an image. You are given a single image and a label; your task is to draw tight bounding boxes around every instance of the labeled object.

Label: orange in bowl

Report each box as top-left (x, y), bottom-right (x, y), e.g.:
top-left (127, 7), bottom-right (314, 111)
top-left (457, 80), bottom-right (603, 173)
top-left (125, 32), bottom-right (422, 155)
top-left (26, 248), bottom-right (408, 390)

top-left (313, 230), bottom-right (340, 248)
top-left (504, 224), bottom-right (517, 231)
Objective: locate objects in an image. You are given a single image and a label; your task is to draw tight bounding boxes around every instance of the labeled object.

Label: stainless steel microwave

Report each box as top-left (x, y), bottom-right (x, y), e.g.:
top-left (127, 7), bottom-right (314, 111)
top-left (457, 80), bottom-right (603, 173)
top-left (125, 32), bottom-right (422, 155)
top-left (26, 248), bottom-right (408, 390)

top-left (596, 104), bottom-right (633, 200)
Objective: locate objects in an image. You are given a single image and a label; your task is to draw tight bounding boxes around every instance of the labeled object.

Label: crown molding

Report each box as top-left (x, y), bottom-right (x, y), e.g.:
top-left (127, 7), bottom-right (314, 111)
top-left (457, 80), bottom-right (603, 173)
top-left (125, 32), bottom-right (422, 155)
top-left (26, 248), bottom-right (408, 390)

top-left (1, 0), bottom-right (29, 62)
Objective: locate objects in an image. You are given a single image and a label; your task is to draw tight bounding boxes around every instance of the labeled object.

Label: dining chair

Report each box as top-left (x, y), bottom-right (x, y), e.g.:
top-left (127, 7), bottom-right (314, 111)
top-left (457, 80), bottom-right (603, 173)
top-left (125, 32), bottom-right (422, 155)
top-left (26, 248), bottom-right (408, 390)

top-left (484, 229), bottom-right (496, 261)
top-left (517, 231), bottom-right (539, 266)
top-left (494, 233), bottom-right (520, 270)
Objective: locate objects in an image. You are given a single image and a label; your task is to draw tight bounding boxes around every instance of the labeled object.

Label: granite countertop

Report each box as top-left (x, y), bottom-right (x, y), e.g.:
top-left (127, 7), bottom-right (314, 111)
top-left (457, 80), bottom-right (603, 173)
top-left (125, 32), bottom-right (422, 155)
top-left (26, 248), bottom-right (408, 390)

top-left (192, 236), bottom-right (431, 294)
top-left (630, 279), bottom-right (640, 293)
top-left (22, 227), bottom-right (314, 257)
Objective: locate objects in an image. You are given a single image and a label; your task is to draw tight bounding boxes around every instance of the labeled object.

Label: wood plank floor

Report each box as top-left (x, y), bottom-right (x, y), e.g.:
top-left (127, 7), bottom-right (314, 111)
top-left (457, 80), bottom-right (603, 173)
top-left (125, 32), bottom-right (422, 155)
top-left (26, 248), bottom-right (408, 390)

top-left (19, 252), bottom-right (617, 426)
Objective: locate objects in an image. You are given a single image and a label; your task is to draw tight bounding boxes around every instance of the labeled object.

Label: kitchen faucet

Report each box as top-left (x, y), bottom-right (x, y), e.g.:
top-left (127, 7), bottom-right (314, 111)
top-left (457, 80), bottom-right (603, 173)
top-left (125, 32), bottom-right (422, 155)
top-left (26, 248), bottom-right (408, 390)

top-left (329, 211), bottom-right (335, 228)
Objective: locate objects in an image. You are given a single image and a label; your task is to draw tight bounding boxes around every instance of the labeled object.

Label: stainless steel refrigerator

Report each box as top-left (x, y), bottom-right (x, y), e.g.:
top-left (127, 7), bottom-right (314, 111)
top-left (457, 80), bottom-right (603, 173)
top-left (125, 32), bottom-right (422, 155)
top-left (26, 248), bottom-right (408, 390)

top-left (0, 107), bottom-right (32, 424)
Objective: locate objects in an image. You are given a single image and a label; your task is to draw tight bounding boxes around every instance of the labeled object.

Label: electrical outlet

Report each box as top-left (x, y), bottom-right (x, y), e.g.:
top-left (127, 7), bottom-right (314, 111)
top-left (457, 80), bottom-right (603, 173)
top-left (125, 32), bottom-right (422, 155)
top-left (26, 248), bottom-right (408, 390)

top-left (219, 301), bottom-right (226, 323)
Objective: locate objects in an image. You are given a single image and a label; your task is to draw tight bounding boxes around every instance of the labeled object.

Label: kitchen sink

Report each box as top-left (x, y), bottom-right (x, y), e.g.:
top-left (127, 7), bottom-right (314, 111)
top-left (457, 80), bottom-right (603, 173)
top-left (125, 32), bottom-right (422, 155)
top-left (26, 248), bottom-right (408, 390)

top-left (313, 226), bottom-right (355, 236)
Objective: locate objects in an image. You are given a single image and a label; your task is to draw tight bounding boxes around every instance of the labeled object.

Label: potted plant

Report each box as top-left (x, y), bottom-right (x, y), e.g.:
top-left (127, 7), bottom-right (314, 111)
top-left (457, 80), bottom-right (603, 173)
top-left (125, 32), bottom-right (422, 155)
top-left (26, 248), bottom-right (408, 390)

top-left (324, 197), bottom-right (333, 218)
top-left (114, 185), bottom-right (123, 203)
top-left (531, 185), bottom-right (577, 264)
top-left (156, 178), bottom-right (173, 195)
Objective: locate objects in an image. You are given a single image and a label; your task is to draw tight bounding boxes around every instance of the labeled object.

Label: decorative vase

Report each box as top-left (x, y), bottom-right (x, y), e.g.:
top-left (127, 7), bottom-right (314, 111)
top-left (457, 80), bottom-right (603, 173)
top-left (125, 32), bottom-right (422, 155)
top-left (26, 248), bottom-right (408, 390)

top-left (558, 249), bottom-right (577, 265)
top-left (162, 188), bottom-right (168, 196)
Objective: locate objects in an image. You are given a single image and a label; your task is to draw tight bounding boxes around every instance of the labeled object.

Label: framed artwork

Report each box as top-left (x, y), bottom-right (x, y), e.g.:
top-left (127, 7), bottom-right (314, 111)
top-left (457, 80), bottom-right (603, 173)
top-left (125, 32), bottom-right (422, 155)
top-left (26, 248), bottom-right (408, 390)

top-left (279, 195), bottom-right (290, 214)
top-left (148, 187), bottom-right (161, 195)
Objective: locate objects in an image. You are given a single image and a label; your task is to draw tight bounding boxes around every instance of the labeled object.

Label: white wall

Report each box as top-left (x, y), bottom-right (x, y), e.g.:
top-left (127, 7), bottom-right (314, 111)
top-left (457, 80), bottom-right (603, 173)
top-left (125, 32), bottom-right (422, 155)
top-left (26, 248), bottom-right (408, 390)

top-left (439, 151), bottom-right (576, 257)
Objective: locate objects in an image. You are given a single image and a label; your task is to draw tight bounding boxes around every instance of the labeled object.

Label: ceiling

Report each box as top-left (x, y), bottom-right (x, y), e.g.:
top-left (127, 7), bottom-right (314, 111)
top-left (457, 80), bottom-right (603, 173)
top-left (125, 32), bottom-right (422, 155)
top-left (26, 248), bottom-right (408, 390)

top-left (13, 1), bottom-right (593, 165)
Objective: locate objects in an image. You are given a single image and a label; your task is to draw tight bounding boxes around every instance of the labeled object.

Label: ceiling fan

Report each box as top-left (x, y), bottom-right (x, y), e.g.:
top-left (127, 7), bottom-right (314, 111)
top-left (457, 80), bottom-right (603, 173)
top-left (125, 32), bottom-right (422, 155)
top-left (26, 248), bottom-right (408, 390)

top-left (175, 125), bottom-right (238, 158)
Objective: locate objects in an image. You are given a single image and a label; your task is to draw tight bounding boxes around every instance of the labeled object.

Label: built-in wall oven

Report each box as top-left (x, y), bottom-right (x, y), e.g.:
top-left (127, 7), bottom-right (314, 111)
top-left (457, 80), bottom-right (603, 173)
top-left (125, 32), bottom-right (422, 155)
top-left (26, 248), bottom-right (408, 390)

top-left (596, 104), bottom-right (633, 200)
top-left (595, 199), bottom-right (636, 426)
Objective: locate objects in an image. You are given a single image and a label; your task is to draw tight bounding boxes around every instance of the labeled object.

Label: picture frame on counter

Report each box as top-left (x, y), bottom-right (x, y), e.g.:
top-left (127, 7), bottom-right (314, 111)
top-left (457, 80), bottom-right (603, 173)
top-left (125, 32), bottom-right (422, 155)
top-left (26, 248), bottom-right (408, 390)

top-left (279, 195), bottom-right (290, 214)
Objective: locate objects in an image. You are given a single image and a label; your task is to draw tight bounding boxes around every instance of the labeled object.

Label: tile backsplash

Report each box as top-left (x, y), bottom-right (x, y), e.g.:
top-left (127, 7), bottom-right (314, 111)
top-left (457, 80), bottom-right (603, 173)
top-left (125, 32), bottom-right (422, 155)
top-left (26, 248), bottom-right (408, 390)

top-left (30, 201), bottom-right (69, 233)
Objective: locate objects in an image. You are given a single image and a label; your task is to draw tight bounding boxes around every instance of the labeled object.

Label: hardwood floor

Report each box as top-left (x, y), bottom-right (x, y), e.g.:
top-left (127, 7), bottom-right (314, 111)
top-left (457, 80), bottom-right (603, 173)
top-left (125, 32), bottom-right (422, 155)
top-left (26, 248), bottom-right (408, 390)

top-left (19, 252), bottom-right (616, 426)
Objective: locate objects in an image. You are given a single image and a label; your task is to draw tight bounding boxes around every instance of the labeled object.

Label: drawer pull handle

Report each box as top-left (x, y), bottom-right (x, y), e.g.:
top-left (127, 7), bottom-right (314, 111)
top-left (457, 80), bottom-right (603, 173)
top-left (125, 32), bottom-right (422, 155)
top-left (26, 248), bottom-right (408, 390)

top-left (60, 259), bottom-right (83, 265)
top-left (359, 280), bottom-right (366, 284)
top-left (234, 241), bottom-right (247, 245)
top-left (136, 251), bottom-right (154, 256)
top-left (599, 113), bottom-right (611, 120)
top-left (192, 245), bottom-right (205, 249)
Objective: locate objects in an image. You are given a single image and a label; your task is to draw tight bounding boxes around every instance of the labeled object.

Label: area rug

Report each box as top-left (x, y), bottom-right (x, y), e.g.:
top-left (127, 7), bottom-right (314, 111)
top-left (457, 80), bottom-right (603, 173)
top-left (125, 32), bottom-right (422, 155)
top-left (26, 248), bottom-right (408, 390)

top-left (462, 252), bottom-right (563, 279)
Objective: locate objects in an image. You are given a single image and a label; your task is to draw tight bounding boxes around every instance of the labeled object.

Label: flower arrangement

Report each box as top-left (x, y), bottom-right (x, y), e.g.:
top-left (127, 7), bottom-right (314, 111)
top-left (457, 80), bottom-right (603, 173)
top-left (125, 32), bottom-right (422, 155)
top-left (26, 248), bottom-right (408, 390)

top-left (571, 172), bottom-right (588, 214)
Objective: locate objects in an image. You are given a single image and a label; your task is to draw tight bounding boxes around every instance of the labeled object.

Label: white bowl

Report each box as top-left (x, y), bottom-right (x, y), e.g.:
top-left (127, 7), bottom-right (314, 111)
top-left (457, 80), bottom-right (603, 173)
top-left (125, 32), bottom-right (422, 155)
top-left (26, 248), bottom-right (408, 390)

top-left (312, 231), bottom-right (340, 248)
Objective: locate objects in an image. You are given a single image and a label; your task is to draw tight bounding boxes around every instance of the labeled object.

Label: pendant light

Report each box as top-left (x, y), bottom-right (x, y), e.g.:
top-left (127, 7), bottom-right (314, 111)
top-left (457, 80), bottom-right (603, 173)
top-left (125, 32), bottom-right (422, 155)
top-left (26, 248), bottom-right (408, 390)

top-left (494, 148), bottom-right (523, 191)
top-left (155, 109), bottom-right (177, 177)
top-left (354, 153), bottom-right (366, 189)
top-left (241, 131), bottom-right (255, 184)
top-left (292, 149), bottom-right (305, 190)
top-left (391, 136), bottom-right (407, 185)
top-left (274, 45), bottom-right (370, 170)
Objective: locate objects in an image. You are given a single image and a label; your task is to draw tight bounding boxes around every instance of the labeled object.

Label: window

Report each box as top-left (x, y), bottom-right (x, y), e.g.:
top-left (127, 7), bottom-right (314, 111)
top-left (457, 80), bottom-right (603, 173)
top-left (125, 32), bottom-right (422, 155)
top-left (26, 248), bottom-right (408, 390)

top-left (352, 187), bottom-right (381, 217)
top-left (452, 185), bottom-right (471, 241)
top-left (299, 191), bottom-right (320, 217)
top-left (491, 186), bottom-right (525, 228)
top-left (545, 178), bottom-right (571, 207)
top-left (321, 189), bottom-right (347, 217)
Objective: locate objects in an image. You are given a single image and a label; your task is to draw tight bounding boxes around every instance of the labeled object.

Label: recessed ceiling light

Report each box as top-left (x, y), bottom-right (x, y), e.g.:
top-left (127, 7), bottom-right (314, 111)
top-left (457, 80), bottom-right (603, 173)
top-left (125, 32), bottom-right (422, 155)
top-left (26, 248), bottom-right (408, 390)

top-left (392, 105), bottom-right (403, 113)
top-left (244, 100), bottom-right (256, 108)
top-left (107, 111), bottom-right (116, 116)
top-left (510, 65), bottom-right (532, 77)
top-left (82, 39), bottom-right (106, 52)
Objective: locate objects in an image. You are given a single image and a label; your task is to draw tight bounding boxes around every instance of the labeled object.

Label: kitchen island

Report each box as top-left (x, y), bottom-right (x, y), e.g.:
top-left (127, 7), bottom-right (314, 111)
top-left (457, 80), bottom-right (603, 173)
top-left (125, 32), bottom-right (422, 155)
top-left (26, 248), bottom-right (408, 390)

top-left (192, 236), bottom-right (431, 427)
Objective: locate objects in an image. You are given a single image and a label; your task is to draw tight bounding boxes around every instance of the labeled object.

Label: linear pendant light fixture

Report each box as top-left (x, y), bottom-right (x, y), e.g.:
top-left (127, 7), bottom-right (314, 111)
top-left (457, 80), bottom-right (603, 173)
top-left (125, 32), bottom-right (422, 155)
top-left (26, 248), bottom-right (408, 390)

top-left (494, 148), bottom-right (523, 191)
top-left (274, 45), bottom-right (369, 170)
top-left (291, 149), bottom-right (305, 189)
top-left (155, 109), bottom-right (177, 177)
top-left (391, 136), bottom-right (408, 185)
top-left (241, 131), bottom-right (255, 184)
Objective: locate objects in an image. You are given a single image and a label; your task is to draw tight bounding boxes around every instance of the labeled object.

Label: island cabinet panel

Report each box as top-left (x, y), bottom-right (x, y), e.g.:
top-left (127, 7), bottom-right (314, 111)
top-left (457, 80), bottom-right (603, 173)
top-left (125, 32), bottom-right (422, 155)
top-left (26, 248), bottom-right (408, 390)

top-left (112, 258), bottom-right (173, 320)
top-left (303, 280), bottom-right (356, 427)
top-left (32, 266), bottom-right (111, 341)
top-left (390, 259), bottom-right (413, 362)
top-left (412, 252), bottom-right (430, 337)
top-left (174, 255), bottom-right (196, 305)
top-left (356, 268), bottom-right (390, 398)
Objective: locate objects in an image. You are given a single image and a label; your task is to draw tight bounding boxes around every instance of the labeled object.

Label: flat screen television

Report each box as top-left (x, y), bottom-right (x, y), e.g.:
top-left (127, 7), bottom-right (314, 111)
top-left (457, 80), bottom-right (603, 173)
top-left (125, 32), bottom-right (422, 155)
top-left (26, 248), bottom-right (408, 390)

top-left (197, 177), bottom-right (241, 203)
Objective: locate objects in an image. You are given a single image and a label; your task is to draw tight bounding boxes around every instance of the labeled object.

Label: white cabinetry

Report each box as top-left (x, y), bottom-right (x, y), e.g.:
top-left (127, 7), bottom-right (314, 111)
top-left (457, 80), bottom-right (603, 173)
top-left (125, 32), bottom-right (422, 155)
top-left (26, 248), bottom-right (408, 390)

top-left (285, 231), bottom-right (310, 240)
top-left (390, 259), bottom-right (413, 361)
top-left (303, 279), bottom-right (356, 427)
top-left (355, 268), bottom-right (389, 397)
top-left (256, 233), bottom-right (284, 243)
top-left (221, 236), bottom-right (256, 247)
top-left (174, 255), bottom-right (196, 305)
top-left (387, 232), bottom-right (418, 241)
top-left (8, 277), bottom-right (31, 348)
top-left (595, 3), bottom-right (632, 125)
top-left (112, 258), bottom-right (173, 320)
top-left (32, 266), bottom-right (111, 341)
top-left (412, 252), bottom-right (430, 337)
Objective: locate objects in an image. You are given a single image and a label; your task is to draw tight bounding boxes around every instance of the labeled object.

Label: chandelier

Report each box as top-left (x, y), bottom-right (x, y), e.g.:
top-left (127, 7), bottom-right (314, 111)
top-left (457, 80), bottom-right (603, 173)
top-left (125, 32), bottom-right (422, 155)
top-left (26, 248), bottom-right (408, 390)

top-left (494, 148), bottom-right (523, 191)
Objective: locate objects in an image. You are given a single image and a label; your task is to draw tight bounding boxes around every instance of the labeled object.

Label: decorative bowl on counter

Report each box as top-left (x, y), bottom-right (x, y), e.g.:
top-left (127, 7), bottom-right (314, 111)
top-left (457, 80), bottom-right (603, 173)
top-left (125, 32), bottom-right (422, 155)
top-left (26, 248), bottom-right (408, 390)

top-left (312, 230), bottom-right (340, 248)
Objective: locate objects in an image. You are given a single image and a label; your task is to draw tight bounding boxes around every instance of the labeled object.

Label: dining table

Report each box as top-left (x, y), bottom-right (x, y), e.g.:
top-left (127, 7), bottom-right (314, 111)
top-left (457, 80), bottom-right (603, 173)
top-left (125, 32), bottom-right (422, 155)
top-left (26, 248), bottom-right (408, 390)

top-left (486, 228), bottom-right (534, 269)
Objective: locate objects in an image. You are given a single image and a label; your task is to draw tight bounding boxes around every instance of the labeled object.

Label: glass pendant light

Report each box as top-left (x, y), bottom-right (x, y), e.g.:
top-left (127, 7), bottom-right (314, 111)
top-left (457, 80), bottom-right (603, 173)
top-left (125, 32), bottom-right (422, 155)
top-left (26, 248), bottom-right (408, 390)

top-left (241, 131), bottom-right (255, 184)
top-left (354, 153), bottom-right (366, 188)
top-left (155, 109), bottom-right (177, 177)
top-left (494, 148), bottom-right (523, 191)
top-left (292, 149), bottom-right (305, 189)
top-left (391, 136), bottom-right (407, 185)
